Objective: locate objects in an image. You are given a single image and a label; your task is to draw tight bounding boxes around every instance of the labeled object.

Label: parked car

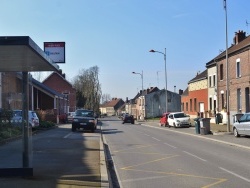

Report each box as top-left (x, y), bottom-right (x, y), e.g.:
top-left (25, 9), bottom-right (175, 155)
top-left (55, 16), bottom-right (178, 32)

top-left (159, 112), bottom-right (170, 127)
top-left (72, 109), bottom-right (97, 132)
top-left (122, 114), bottom-right (134, 124)
top-left (11, 110), bottom-right (39, 127)
top-left (167, 112), bottom-right (191, 128)
top-left (67, 112), bottom-right (75, 123)
top-left (233, 112), bottom-right (250, 137)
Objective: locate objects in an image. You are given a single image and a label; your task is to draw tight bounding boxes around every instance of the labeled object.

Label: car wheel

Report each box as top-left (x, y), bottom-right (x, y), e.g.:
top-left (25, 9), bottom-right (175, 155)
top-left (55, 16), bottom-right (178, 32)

top-left (233, 128), bottom-right (240, 137)
top-left (174, 123), bottom-right (176, 128)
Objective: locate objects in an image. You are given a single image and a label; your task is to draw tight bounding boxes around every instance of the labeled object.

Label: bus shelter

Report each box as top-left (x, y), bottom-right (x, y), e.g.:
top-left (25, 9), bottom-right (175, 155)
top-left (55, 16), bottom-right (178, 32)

top-left (0, 36), bottom-right (59, 176)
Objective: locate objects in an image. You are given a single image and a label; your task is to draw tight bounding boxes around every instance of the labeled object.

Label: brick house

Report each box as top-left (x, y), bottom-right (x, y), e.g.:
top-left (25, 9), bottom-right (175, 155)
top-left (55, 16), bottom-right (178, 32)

top-left (42, 70), bottom-right (76, 113)
top-left (210, 30), bottom-right (250, 120)
top-left (0, 72), bottom-right (66, 114)
top-left (181, 70), bottom-right (208, 118)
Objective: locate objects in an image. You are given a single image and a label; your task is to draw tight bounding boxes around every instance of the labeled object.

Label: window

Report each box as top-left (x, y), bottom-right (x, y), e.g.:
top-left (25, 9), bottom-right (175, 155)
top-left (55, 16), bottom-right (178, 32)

top-left (236, 60), bottom-right (241, 78)
top-left (186, 102), bottom-right (188, 111)
top-left (209, 97), bottom-right (212, 110)
top-left (220, 64), bottom-right (223, 80)
top-left (209, 76), bottom-right (212, 87)
top-left (213, 75), bottom-right (216, 86)
top-left (194, 98), bottom-right (197, 111)
top-left (237, 88), bottom-right (241, 111)
top-left (221, 93), bottom-right (225, 109)
top-left (190, 99), bottom-right (192, 111)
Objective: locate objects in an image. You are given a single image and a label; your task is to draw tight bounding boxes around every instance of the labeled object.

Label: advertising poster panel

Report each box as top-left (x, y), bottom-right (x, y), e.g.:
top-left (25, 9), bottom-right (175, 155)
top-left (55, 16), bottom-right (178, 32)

top-left (44, 42), bottom-right (65, 63)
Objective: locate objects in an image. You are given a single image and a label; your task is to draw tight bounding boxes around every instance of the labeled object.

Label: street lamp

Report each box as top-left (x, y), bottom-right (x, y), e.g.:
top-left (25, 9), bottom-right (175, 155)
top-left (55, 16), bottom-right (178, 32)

top-left (223, 0), bottom-right (230, 132)
top-left (149, 48), bottom-right (168, 112)
top-left (132, 71), bottom-right (144, 119)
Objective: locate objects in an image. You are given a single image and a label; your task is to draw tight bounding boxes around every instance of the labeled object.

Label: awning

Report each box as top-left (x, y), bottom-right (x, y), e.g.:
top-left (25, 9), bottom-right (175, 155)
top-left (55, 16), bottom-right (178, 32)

top-left (0, 36), bottom-right (59, 72)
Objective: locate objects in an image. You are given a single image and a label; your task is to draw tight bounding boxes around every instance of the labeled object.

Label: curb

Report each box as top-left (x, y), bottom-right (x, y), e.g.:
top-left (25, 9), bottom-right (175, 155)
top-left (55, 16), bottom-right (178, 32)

top-left (100, 126), bottom-right (110, 188)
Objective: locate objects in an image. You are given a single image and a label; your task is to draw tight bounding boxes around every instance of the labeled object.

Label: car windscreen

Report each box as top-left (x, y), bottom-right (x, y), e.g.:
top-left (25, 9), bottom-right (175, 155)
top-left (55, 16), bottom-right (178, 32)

top-left (174, 113), bottom-right (185, 118)
top-left (75, 110), bottom-right (94, 117)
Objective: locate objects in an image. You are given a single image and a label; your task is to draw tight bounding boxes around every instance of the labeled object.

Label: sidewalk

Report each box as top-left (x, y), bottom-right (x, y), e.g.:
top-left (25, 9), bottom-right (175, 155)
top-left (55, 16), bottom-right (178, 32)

top-left (137, 120), bottom-right (250, 150)
top-left (0, 125), bottom-right (109, 188)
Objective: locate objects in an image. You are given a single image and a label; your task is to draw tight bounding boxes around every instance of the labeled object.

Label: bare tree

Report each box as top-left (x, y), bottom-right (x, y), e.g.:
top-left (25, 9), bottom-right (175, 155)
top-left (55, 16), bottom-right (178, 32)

top-left (73, 66), bottom-right (102, 113)
top-left (102, 93), bottom-right (111, 104)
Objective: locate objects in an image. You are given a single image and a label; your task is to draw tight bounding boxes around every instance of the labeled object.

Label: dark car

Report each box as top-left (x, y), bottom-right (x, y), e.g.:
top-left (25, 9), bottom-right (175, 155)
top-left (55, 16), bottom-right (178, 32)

top-left (122, 114), bottom-right (134, 124)
top-left (72, 109), bottom-right (97, 132)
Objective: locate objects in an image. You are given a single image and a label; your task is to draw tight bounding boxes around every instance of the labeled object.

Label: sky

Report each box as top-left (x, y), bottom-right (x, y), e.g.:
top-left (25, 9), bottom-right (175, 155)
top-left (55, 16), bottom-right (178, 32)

top-left (1, 0), bottom-right (250, 101)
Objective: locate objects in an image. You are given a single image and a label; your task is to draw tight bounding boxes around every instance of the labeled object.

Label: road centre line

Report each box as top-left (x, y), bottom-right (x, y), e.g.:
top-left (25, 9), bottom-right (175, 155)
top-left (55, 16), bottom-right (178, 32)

top-left (151, 137), bottom-right (161, 141)
top-left (164, 143), bottom-right (177, 149)
top-left (219, 167), bottom-right (250, 183)
top-left (63, 132), bottom-right (72, 138)
top-left (183, 151), bottom-right (207, 162)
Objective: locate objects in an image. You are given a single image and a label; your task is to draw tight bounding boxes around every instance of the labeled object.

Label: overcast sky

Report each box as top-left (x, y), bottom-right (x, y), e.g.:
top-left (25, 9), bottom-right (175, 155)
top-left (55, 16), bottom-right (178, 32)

top-left (1, 0), bottom-right (250, 100)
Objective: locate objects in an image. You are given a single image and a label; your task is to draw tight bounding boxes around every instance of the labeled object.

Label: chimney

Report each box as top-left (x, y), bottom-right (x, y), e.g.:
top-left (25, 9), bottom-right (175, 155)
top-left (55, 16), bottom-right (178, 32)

top-left (233, 30), bottom-right (246, 45)
top-left (179, 89), bottom-right (183, 95)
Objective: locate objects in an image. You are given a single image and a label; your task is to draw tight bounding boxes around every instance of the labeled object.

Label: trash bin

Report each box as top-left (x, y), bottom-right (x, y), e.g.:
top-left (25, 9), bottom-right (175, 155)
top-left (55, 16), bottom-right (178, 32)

top-left (194, 118), bottom-right (200, 134)
top-left (199, 118), bottom-right (211, 135)
top-left (215, 113), bottom-right (223, 124)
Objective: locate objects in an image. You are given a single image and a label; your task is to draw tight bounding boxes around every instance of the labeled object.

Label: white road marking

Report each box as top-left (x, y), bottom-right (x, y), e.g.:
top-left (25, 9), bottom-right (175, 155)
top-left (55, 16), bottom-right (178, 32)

top-left (164, 142), bottom-right (177, 149)
top-left (183, 151), bottom-right (207, 162)
top-left (144, 134), bottom-right (150, 136)
top-left (151, 137), bottom-right (160, 141)
top-left (219, 167), bottom-right (250, 183)
top-left (63, 132), bottom-right (73, 138)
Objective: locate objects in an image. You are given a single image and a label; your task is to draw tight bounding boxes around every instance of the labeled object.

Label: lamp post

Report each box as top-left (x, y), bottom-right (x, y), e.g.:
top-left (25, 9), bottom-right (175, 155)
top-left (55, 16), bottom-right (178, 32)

top-left (150, 48), bottom-right (168, 113)
top-left (223, 0), bottom-right (230, 132)
top-left (132, 71), bottom-right (144, 120)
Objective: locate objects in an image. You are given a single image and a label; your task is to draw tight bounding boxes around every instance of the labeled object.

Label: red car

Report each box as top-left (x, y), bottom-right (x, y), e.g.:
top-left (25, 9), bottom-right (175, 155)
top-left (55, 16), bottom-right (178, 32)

top-left (159, 112), bottom-right (170, 127)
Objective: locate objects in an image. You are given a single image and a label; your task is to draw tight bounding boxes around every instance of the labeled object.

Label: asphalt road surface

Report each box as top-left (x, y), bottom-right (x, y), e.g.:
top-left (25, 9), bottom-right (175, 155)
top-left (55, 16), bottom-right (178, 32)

top-left (102, 116), bottom-right (250, 188)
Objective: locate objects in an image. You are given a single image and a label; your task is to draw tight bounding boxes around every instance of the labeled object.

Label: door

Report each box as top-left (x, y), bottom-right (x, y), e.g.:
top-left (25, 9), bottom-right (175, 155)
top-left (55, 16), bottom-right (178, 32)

top-left (199, 102), bottom-right (204, 118)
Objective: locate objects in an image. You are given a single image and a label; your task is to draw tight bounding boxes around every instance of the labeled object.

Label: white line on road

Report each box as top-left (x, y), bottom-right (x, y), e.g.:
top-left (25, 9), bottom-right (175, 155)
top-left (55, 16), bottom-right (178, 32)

top-left (183, 151), bottom-right (207, 162)
top-left (164, 143), bottom-right (177, 149)
top-left (63, 132), bottom-right (72, 138)
top-left (144, 134), bottom-right (150, 136)
top-left (219, 167), bottom-right (250, 183)
top-left (151, 137), bottom-right (160, 141)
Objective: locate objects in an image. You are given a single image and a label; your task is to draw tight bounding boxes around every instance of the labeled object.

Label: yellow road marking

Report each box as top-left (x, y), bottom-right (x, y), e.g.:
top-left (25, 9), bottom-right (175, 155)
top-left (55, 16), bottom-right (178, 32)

top-left (122, 168), bottom-right (227, 188)
top-left (121, 155), bottom-right (179, 170)
top-left (113, 144), bottom-right (156, 153)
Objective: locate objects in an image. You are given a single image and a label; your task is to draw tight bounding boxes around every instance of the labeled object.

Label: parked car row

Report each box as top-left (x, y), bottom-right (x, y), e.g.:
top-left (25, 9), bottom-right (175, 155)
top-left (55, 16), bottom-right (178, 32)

top-left (160, 112), bottom-right (191, 128)
top-left (11, 110), bottom-right (39, 127)
top-left (233, 112), bottom-right (250, 137)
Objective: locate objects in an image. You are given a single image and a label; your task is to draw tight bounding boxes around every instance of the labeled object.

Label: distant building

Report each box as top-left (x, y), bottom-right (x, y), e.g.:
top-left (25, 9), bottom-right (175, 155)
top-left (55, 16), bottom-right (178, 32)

top-left (181, 70), bottom-right (208, 119)
top-left (100, 98), bottom-right (125, 116)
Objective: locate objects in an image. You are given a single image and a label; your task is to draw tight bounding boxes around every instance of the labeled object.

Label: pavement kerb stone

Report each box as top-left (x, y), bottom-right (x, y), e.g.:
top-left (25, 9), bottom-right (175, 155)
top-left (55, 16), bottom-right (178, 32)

top-left (100, 126), bottom-right (111, 188)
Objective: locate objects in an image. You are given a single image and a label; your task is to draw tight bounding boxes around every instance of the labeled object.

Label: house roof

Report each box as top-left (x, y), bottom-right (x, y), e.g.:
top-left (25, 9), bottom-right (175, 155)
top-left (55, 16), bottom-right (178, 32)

top-left (181, 87), bottom-right (189, 96)
top-left (133, 87), bottom-right (159, 100)
top-left (42, 70), bottom-right (74, 88)
top-left (188, 69), bottom-right (207, 84)
top-left (206, 33), bottom-right (250, 66)
top-left (101, 98), bottom-right (123, 108)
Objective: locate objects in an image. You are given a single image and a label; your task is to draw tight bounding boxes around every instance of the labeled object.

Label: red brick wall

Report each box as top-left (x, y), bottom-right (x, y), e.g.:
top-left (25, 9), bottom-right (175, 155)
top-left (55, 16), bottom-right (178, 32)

top-left (181, 88), bottom-right (208, 117)
top-left (217, 49), bottom-right (250, 113)
top-left (43, 73), bottom-right (76, 112)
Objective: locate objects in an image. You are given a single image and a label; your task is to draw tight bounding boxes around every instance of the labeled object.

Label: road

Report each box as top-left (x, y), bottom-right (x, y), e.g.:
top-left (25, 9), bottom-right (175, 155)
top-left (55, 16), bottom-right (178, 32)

top-left (102, 116), bottom-right (250, 188)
